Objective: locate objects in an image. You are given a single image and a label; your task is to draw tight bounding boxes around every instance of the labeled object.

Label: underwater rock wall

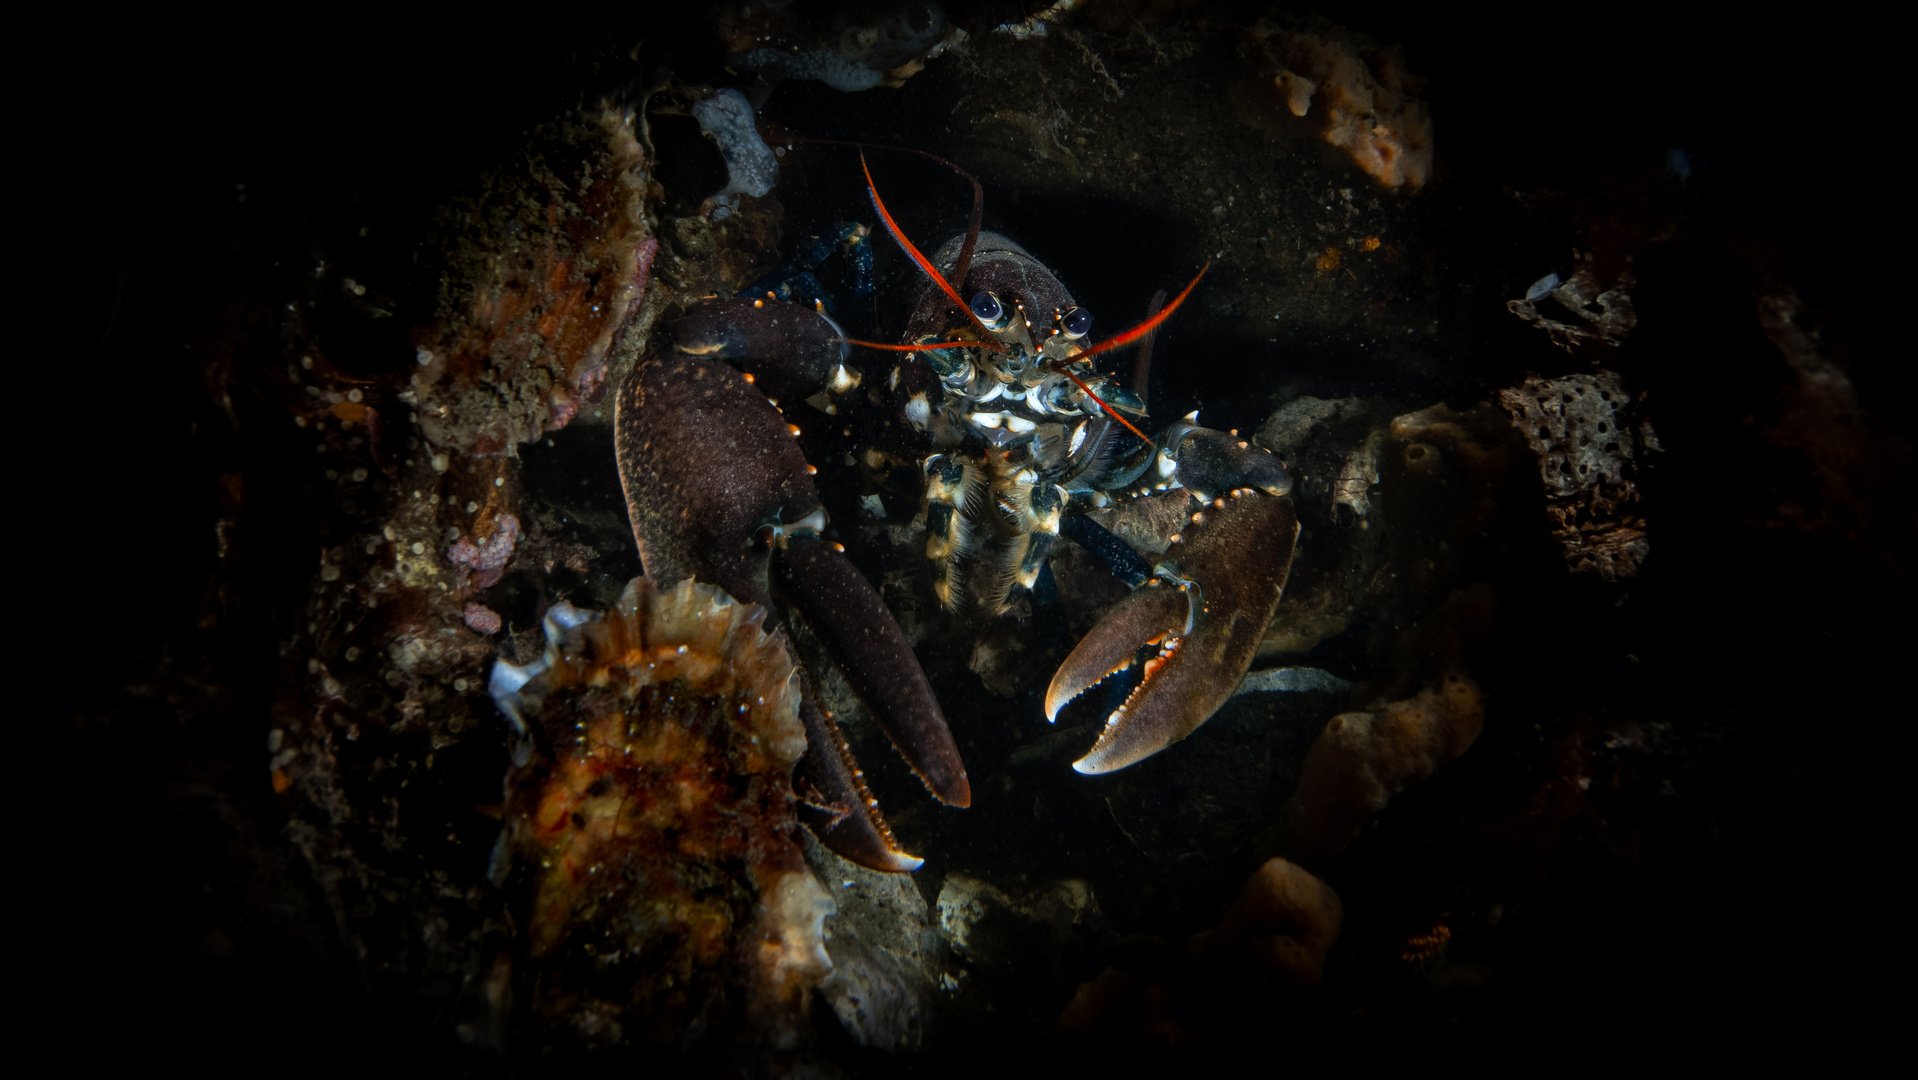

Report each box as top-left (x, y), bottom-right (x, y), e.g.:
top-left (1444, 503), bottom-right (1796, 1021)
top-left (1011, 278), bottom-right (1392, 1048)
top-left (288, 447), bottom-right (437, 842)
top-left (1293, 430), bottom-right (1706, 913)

top-left (100, 4), bottom-right (1897, 1068)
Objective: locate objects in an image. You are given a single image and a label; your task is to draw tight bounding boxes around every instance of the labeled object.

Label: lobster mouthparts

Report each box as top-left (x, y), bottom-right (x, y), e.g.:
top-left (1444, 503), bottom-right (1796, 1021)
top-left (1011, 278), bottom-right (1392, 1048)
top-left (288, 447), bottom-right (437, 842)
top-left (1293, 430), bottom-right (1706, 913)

top-left (1045, 490), bottom-right (1300, 774)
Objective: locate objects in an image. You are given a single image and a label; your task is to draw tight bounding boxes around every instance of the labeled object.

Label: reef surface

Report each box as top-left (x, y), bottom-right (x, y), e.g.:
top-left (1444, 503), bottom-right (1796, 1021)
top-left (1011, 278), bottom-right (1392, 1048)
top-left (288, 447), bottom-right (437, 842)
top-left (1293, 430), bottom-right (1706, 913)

top-left (61, 3), bottom-right (1902, 1071)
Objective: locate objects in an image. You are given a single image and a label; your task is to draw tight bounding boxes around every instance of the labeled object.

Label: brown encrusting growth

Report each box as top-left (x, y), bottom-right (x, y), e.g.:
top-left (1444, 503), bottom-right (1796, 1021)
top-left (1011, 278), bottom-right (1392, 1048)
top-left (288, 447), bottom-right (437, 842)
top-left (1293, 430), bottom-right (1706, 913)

top-left (1499, 371), bottom-right (1659, 580)
top-left (413, 109), bottom-right (659, 457)
top-left (1233, 16), bottom-right (1434, 189)
top-left (1278, 674), bottom-right (1486, 861)
top-left (1186, 858), bottom-right (1344, 988)
top-left (495, 576), bottom-right (831, 1051)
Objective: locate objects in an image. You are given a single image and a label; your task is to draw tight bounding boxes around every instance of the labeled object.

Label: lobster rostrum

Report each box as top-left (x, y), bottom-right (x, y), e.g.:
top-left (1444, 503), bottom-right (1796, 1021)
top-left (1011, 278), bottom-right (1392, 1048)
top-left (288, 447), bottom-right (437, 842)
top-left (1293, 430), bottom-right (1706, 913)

top-left (614, 150), bottom-right (1300, 872)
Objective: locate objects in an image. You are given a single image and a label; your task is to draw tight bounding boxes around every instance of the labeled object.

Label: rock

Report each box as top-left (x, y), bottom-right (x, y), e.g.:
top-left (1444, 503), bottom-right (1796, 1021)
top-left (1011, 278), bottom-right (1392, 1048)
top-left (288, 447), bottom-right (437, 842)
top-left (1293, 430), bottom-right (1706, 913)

top-left (1186, 858), bottom-right (1344, 988)
top-left (935, 873), bottom-right (1101, 1031)
top-left (1498, 371), bottom-right (1657, 580)
top-left (1278, 674), bottom-right (1485, 861)
top-left (1233, 16), bottom-right (1434, 189)
top-left (714, 1), bottom-right (963, 91)
top-left (803, 832), bottom-right (945, 1053)
top-left (1506, 250), bottom-right (1637, 357)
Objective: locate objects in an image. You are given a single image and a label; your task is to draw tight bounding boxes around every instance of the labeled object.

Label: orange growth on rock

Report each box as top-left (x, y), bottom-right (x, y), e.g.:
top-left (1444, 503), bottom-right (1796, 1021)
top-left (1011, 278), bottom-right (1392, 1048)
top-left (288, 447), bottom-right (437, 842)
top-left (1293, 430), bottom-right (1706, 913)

top-left (1235, 16), bottom-right (1434, 189)
top-left (329, 400), bottom-right (368, 425)
top-left (1187, 858), bottom-right (1345, 988)
top-left (1278, 674), bottom-right (1486, 860)
top-left (411, 109), bottom-right (660, 457)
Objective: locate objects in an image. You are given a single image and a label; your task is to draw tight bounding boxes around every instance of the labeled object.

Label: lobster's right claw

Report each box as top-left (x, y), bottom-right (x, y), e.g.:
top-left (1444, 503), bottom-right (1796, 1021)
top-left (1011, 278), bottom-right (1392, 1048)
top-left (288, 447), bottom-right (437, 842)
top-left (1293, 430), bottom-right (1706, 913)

top-left (1045, 489), bottom-right (1300, 774)
top-left (615, 350), bottom-right (961, 873)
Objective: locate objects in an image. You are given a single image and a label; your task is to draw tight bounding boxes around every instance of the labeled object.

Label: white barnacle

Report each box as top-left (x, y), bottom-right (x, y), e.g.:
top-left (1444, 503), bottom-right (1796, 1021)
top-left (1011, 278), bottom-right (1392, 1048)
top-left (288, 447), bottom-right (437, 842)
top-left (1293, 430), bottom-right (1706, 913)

top-left (905, 393), bottom-right (931, 429)
top-left (1068, 420), bottom-right (1088, 455)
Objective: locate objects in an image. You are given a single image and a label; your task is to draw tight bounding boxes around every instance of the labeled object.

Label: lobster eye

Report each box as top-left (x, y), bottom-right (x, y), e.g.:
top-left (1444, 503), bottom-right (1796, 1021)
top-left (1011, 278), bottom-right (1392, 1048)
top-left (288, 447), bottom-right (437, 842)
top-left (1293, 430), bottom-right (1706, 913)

top-left (970, 291), bottom-right (1004, 324)
top-left (1062, 307), bottom-right (1092, 339)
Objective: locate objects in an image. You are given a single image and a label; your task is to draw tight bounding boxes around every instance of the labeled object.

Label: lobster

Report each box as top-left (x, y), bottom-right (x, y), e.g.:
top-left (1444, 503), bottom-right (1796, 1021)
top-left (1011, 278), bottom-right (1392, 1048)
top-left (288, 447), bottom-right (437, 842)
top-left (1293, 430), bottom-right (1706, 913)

top-left (614, 150), bottom-right (1300, 872)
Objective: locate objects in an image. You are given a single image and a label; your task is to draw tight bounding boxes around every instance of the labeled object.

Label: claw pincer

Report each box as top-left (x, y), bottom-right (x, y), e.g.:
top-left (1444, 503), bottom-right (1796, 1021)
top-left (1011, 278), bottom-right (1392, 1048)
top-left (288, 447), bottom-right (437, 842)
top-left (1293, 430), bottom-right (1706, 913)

top-left (614, 347), bottom-right (965, 873)
top-left (1047, 464), bottom-right (1299, 775)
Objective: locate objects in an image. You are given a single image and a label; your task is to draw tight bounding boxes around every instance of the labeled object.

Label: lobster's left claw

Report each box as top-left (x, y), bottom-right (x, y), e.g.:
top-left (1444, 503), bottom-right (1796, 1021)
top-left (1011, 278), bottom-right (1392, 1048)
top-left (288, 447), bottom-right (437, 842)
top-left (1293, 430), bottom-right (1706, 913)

top-left (1045, 490), bottom-right (1300, 774)
top-left (775, 535), bottom-right (970, 807)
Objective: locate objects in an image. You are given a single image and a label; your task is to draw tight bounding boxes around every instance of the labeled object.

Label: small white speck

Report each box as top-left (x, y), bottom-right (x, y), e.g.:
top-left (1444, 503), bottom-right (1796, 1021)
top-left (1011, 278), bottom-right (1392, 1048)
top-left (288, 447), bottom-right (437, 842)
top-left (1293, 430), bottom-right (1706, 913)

top-left (346, 389), bottom-right (363, 403)
top-left (493, 477), bottom-right (504, 487)
top-left (411, 542), bottom-right (425, 555)
top-left (300, 356), bottom-right (314, 370)
top-left (453, 678), bottom-right (469, 692)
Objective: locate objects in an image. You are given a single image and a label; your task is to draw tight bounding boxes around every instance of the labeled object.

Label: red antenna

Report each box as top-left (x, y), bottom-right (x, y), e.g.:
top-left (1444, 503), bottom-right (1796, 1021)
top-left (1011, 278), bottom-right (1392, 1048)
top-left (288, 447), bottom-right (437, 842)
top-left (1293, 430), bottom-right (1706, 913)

top-left (1068, 263), bottom-right (1209, 365)
top-left (839, 338), bottom-right (976, 353)
top-left (861, 150), bottom-right (1006, 352)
